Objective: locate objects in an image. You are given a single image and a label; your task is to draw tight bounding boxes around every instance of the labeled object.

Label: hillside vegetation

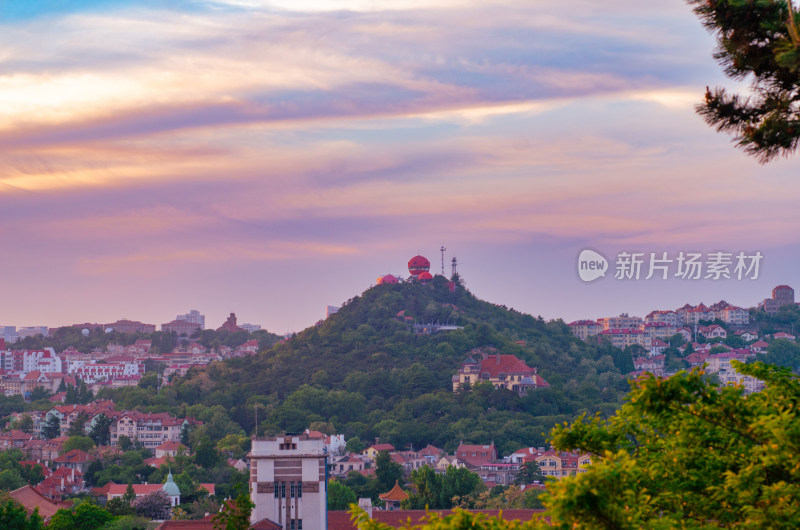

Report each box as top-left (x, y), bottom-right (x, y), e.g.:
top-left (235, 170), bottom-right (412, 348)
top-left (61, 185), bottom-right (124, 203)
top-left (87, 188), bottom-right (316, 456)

top-left (98, 275), bottom-right (631, 456)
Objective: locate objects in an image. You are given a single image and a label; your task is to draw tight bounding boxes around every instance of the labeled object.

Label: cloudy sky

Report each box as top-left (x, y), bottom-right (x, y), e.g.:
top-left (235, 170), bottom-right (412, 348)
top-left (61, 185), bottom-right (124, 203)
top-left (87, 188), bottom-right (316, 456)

top-left (2, 0), bottom-right (799, 334)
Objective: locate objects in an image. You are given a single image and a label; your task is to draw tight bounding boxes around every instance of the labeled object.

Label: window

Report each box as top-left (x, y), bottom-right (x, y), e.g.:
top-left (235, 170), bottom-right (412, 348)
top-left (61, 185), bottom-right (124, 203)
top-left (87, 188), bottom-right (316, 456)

top-left (274, 482), bottom-right (279, 498)
top-left (281, 482), bottom-right (286, 498)
top-left (290, 483), bottom-right (295, 498)
top-left (297, 482), bottom-right (302, 498)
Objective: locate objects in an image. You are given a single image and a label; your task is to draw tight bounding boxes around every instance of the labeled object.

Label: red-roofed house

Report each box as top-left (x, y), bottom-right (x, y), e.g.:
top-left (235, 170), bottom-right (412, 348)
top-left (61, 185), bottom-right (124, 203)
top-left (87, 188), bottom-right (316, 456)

top-left (633, 355), bottom-right (665, 375)
top-left (699, 325), bottom-right (727, 339)
top-left (567, 320), bottom-right (602, 340)
top-left (155, 441), bottom-right (188, 458)
top-left (54, 449), bottom-right (92, 473)
top-left (456, 442), bottom-right (497, 468)
top-left (649, 339), bottom-right (668, 356)
top-left (773, 332), bottom-right (796, 342)
top-left (751, 340), bottom-right (769, 354)
top-left (8, 485), bottom-right (71, 521)
top-left (364, 443), bottom-right (395, 460)
top-left (453, 350), bottom-right (547, 396)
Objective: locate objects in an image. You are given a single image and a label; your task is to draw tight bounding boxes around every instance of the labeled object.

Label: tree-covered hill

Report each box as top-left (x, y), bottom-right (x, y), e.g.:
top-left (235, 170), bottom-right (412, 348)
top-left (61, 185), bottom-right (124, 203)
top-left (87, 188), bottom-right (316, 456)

top-left (121, 274), bottom-right (632, 456)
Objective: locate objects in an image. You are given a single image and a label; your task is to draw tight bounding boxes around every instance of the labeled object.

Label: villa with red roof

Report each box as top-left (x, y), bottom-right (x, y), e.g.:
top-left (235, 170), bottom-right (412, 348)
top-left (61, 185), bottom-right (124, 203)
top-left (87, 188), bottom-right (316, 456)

top-left (773, 332), bottom-right (796, 342)
top-left (455, 441), bottom-right (497, 468)
top-left (364, 443), bottom-right (396, 460)
top-left (452, 349), bottom-right (548, 396)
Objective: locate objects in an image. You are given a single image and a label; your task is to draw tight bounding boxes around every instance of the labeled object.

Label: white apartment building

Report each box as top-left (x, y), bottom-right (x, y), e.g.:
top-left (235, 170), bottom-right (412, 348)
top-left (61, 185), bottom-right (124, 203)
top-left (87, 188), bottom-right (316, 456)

top-left (249, 434), bottom-right (328, 530)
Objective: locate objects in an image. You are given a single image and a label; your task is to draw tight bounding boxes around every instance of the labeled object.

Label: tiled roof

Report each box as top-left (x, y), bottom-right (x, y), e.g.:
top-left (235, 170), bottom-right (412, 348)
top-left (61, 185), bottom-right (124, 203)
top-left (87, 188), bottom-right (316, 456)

top-left (8, 485), bottom-right (69, 521)
top-left (379, 480), bottom-right (409, 502)
top-left (478, 355), bottom-right (535, 377)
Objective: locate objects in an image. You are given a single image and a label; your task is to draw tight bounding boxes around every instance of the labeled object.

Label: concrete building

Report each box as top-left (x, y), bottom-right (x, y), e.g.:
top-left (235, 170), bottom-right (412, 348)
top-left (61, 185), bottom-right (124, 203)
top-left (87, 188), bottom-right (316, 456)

top-left (249, 433), bottom-right (328, 530)
top-left (104, 320), bottom-right (156, 334)
top-left (161, 320), bottom-right (201, 336)
top-left (762, 285), bottom-right (795, 314)
top-left (176, 310), bottom-right (205, 330)
top-left (567, 320), bottom-right (602, 340)
top-left (597, 314), bottom-right (642, 331)
top-left (18, 326), bottom-right (49, 339)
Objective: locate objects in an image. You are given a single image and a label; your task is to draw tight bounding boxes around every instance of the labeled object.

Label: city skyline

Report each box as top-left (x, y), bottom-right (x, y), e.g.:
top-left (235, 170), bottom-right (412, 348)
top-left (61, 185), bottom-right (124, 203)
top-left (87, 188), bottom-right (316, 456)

top-left (2, 1), bottom-right (800, 334)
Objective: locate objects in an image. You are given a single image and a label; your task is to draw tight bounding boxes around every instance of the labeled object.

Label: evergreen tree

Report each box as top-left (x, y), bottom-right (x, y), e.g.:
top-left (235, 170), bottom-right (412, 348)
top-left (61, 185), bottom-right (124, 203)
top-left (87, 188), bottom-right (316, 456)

top-left (89, 413), bottom-right (112, 446)
top-left (374, 450), bottom-right (404, 493)
top-left (0, 499), bottom-right (43, 530)
top-left (689, 0), bottom-right (800, 161)
top-left (42, 414), bottom-right (62, 440)
top-left (67, 411), bottom-right (89, 437)
top-left (328, 480), bottom-right (358, 510)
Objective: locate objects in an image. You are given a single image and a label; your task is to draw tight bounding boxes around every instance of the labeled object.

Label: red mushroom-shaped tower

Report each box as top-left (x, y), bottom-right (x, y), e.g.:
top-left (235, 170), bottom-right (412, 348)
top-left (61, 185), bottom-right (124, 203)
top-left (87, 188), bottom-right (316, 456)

top-left (417, 271), bottom-right (433, 282)
top-left (408, 255), bottom-right (431, 276)
top-left (377, 274), bottom-right (399, 285)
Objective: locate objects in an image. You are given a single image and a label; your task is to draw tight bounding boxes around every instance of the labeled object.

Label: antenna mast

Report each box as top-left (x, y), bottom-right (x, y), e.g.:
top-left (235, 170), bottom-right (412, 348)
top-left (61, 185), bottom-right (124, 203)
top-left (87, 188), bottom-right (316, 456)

top-left (440, 245), bottom-right (447, 275)
top-left (451, 257), bottom-right (458, 278)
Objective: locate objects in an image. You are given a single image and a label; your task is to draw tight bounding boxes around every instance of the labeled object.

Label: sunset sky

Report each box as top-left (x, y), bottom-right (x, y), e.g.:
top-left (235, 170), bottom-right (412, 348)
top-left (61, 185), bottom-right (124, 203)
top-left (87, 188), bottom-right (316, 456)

top-left (2, 0), bottom-right (800, 335)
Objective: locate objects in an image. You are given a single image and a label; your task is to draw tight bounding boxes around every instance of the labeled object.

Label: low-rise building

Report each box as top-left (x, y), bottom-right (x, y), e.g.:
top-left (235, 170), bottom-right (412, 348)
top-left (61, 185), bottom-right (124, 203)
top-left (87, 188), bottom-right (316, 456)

top-left (567, 320), bottom-right (602, 341)
top-left (453, 350), bottom-right (548, 395)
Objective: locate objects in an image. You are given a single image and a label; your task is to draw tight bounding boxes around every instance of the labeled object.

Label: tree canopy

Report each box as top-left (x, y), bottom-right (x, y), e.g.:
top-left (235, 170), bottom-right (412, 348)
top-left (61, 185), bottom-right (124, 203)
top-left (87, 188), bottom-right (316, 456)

top-left (689, 0), bottom-right (800, 161)
top-left (543, 361), bottom-right (800, 528)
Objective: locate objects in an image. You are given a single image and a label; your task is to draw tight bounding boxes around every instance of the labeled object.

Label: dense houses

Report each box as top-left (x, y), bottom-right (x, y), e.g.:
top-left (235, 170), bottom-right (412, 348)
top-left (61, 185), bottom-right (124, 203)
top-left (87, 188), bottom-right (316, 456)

top-left (567, 285), bottom-right (799, 394)
top-left (0, 312), bottom-right (266, 398)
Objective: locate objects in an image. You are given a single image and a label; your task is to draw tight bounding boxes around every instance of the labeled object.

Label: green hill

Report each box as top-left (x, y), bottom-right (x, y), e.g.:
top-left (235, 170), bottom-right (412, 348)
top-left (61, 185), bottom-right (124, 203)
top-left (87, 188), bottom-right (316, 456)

top-left (158, 274), bottom-right (631, 455)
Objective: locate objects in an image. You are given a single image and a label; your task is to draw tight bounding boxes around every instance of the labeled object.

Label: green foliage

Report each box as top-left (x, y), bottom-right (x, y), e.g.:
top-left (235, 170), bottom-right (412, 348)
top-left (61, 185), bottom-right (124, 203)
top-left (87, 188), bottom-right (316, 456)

top-left (42, 414), bottom-right (62, 439)
top-left (689, 0), bottom-right (800, 161)
top-left (215, 433), bottom-right (248, 460)
top-left (28, 386), bottom-right (52, 402)
top-left (760, 338), bottom-right (800, 370)
top-left (16, 414), bottom-right (34, 434)
top-left (0, 449), bottom-right (43, 490)
top-left (97, 515), bottom-right (151, 530)
top-left (48, 503), bottom-right (113, 530)
top-left (0, 468), bottom-right (26, 491)
top-left (54, 282), bottom-right (630, 466)
top-left (514, 462), bottom-right (544, 486)
top-left (66, 380), bottom-right (94, 405)
top-left (328, 479), bottom-right (357, 510)
top-left (194, 436), bottom-right (220, 468)
top-left (68, 411), bottom-right (90, 437)
top-left (403, 466), bottom-right (484, 510)
top-left (345, 436), bottom-right (366, 454)
top-left (545, 362), bottom-right (800, 528)
top-left (212, 490), bottom-right (253, 530)
top-left (350, 506), bottom-right (545, 529)
top-left (453, 485), bottom-right (543, 510)
top-left (63, 436), bottom-right (95, 453)
top-left (118, 435), bottom-right (133, 451)
top-left (105, 497), bottom-right (136, 517)
top-left (89, 413), bottom-right (113, 446)
top-left (0, 498), bottom-right (43, 530)
top-left (138, 373), bottom-right (159, 391)
top-left (374, 450), bottom-right (404, 492)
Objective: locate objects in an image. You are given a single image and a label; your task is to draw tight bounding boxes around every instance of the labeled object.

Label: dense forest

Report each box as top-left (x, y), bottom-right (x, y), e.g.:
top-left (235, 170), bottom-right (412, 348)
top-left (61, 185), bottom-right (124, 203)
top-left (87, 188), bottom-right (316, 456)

top-left (95, 275), bottom-right (633, 456)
